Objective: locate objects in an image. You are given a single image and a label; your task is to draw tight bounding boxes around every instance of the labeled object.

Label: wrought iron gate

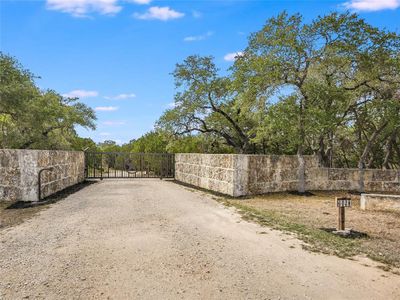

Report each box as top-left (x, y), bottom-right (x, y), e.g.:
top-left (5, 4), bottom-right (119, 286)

top-left (85, 152), bottom-right (175, 179)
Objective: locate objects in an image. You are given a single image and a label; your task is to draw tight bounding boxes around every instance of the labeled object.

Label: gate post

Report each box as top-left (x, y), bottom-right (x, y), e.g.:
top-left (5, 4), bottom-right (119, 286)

top-left (160, 154), bottom-right (163, 180)
top-left (100, 153), bottom-right (103, 180)
top-left (172, 154), bottom-right (175, 178)
top-left (84, 151), bottom-right (88, 178)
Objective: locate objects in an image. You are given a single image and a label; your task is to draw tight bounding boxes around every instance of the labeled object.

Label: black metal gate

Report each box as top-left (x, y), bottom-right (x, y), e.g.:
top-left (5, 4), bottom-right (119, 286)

top-left (85, 152), bottom-right (174, 179)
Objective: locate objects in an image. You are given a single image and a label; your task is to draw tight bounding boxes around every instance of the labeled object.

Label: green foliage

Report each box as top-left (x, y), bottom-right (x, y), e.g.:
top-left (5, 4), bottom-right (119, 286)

top-left (156, 12), bottom-right (400, 168)
top-left (98, 131), bottom-right (234, 155)
top-left (233, 11), bottom-right (400, 167)
top-left (97, 140), bottom-right (121, 153)
top-left (129, 131), bottom-right (168, 153)
top-left (70, 137), bottom-right (98, 152)
top-left (157, 55), bottom-right (256, 153)
top-left (3, 11), bottom-right (399, 170)
top-left (166, 134), bottom-right (234, 154)
top-left (0, 53), bottom-right (96, 150)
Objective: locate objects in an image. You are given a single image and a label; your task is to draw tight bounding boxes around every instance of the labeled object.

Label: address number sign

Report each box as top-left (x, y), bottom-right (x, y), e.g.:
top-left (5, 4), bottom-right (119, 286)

top-left (336, 197), bottom-right (352, 207)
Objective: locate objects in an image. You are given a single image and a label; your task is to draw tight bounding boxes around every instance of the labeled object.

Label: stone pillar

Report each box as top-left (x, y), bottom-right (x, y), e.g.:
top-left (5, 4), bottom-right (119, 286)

top-left (232, 155), bottom-right (249, 197)
top-left (297, 153), bottom-right (306, 193)
top-left (358, 163), bottom-right (365, 194)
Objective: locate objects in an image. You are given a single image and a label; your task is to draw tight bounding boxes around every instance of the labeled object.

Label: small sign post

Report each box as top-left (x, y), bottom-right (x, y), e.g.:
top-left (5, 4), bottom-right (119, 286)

top-left (336, 197), bottom-right (351, 231)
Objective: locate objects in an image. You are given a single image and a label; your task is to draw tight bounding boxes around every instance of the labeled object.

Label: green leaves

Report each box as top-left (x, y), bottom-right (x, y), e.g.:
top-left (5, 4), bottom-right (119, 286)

top-left (155, 12), bottom-right (400, 166)
top-left (231, 11), bottom-right (400, 167)
top-left (0, 53), bottom-right (96, 150)
top-left (158, 55), bottom-right (255, 153)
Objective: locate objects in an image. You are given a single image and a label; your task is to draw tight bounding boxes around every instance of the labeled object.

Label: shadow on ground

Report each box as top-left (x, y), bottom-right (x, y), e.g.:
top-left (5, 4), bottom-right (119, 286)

top-left (320, 227), bottom-right (369, 239)
top-left (7, 180), bottom-right (98, 209)
top-left (0, 180), bottom-right (98, 231)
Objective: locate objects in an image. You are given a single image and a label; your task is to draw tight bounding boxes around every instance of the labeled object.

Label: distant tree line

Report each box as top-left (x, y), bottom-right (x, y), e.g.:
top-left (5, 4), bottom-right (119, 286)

top-left (94, 132), bottom-right (233, 154)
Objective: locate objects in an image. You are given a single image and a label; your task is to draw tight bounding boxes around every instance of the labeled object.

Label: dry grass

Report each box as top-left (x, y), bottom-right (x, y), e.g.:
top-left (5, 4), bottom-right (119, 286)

top-left (225, 191), bottom-right (400, 270)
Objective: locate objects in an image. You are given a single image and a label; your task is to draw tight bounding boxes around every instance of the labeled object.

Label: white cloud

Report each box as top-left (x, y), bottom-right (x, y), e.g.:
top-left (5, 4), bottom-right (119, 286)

top-left (133, 6), bottom-right (184, 21)
top-left (104, 93), bottom-right (136, 100)
top-left (62, 89), bottom-right (99, 98)
top-left (128, 0), bottom-right (152, 4)
top-left (95, 106), bottom-right (119, 111)
top-left (103, 120), bottom-right (126, 125)
top-left (184, 31), bottom-right (213, 42)
top-left (46, 0), bottom-right (122, 17)
top-left (224, 52), bottom-right (244, 62)
top-left (343, 0), bottom-right (400, 11)
top-left (99, 132), bottom-right (111, 136)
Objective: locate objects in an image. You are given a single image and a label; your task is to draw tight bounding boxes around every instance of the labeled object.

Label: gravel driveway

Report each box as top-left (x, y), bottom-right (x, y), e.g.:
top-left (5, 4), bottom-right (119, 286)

top-left (1, 179), bottom-right (399, 299)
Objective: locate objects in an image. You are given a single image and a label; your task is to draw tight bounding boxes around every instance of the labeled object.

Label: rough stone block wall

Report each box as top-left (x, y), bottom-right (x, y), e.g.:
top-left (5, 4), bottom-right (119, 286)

top-left (306, 168), bottom-right (361, 191)
top-left (360, 194), bottom-right (400, 211)
top-left (175, 153), bottom-right (399, 196)
top-left (364, 169), bottom-right (400, 193)
top-left (175, 154), bottom-right (318, 196)
top-left (0, 149), bottom-right (85, 202)
top-left (175, 153), bottom-right (244, 196)
top-left (248, 155), bottom-right (319, 194)
top-left (306, 168), bottom-right (399, 193)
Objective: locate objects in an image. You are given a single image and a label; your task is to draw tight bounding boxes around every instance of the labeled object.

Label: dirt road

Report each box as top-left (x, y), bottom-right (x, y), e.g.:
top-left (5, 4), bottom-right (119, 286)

top-left (1, 179), bottom-right (399, 299)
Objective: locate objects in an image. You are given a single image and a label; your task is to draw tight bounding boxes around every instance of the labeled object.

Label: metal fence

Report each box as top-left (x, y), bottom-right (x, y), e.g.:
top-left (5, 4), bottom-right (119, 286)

top-left (85, 152), bottom-right (175, 179)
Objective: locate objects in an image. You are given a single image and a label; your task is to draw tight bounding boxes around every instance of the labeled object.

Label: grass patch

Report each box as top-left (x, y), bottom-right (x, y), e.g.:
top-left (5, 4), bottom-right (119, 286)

top-left (224, 200), bottom-right (362, 258)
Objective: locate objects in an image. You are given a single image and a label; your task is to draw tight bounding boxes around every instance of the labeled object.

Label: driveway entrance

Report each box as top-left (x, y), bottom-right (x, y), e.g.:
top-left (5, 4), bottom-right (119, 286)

top-left (85, 152), bottom-right (174, 179)
top-left (1, 179), bottom-right (399, 299)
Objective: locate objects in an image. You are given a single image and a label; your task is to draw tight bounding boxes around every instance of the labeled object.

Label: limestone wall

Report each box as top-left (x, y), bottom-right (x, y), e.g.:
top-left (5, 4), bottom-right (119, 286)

top-left (175, 154), bottom-right (318, 196)
top-left (248, 155), bottom-right (319, 194)
top-left (0, 149), bottom-right (85, 202)
top-left (306, 168), bottom-right (400, 193)
top-left (175, 153), bottom-right (399, 196)
top-left (360, 193), bottom-right (400, 211)
top-left (175, 153), bottom-right (246, 196)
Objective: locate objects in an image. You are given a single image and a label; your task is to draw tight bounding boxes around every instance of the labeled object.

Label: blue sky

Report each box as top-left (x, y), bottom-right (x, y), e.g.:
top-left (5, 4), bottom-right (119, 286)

top-left (1, 0), bottom-right (399, 145)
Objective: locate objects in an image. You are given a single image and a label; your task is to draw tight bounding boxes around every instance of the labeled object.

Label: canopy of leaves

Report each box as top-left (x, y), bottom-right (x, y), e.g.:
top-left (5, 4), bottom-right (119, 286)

top-left (156, 12), bottom-right (400, 168)
top-left (0, 53), bottom-right (96, 150)
top-left (156, 55), bottom-right (257, 153)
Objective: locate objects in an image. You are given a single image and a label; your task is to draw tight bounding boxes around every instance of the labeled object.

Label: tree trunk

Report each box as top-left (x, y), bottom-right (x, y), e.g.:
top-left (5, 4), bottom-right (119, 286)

top-left (383, 130), bottom-right (397, 169)
top-left (358, 121), bottom-right (389, 193)
top-left (328, 131), bottom-right (334, 168)
top-left (393, 140), bottom-right (400, 168)
top-left (358, 121), bottom-right (389, 167)
top-left (317, 136), bottom-right (329, 167)
top-left (366, 154), bottom-right (374, 169)
top-left (340, 148), bottom-right (350, 168)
